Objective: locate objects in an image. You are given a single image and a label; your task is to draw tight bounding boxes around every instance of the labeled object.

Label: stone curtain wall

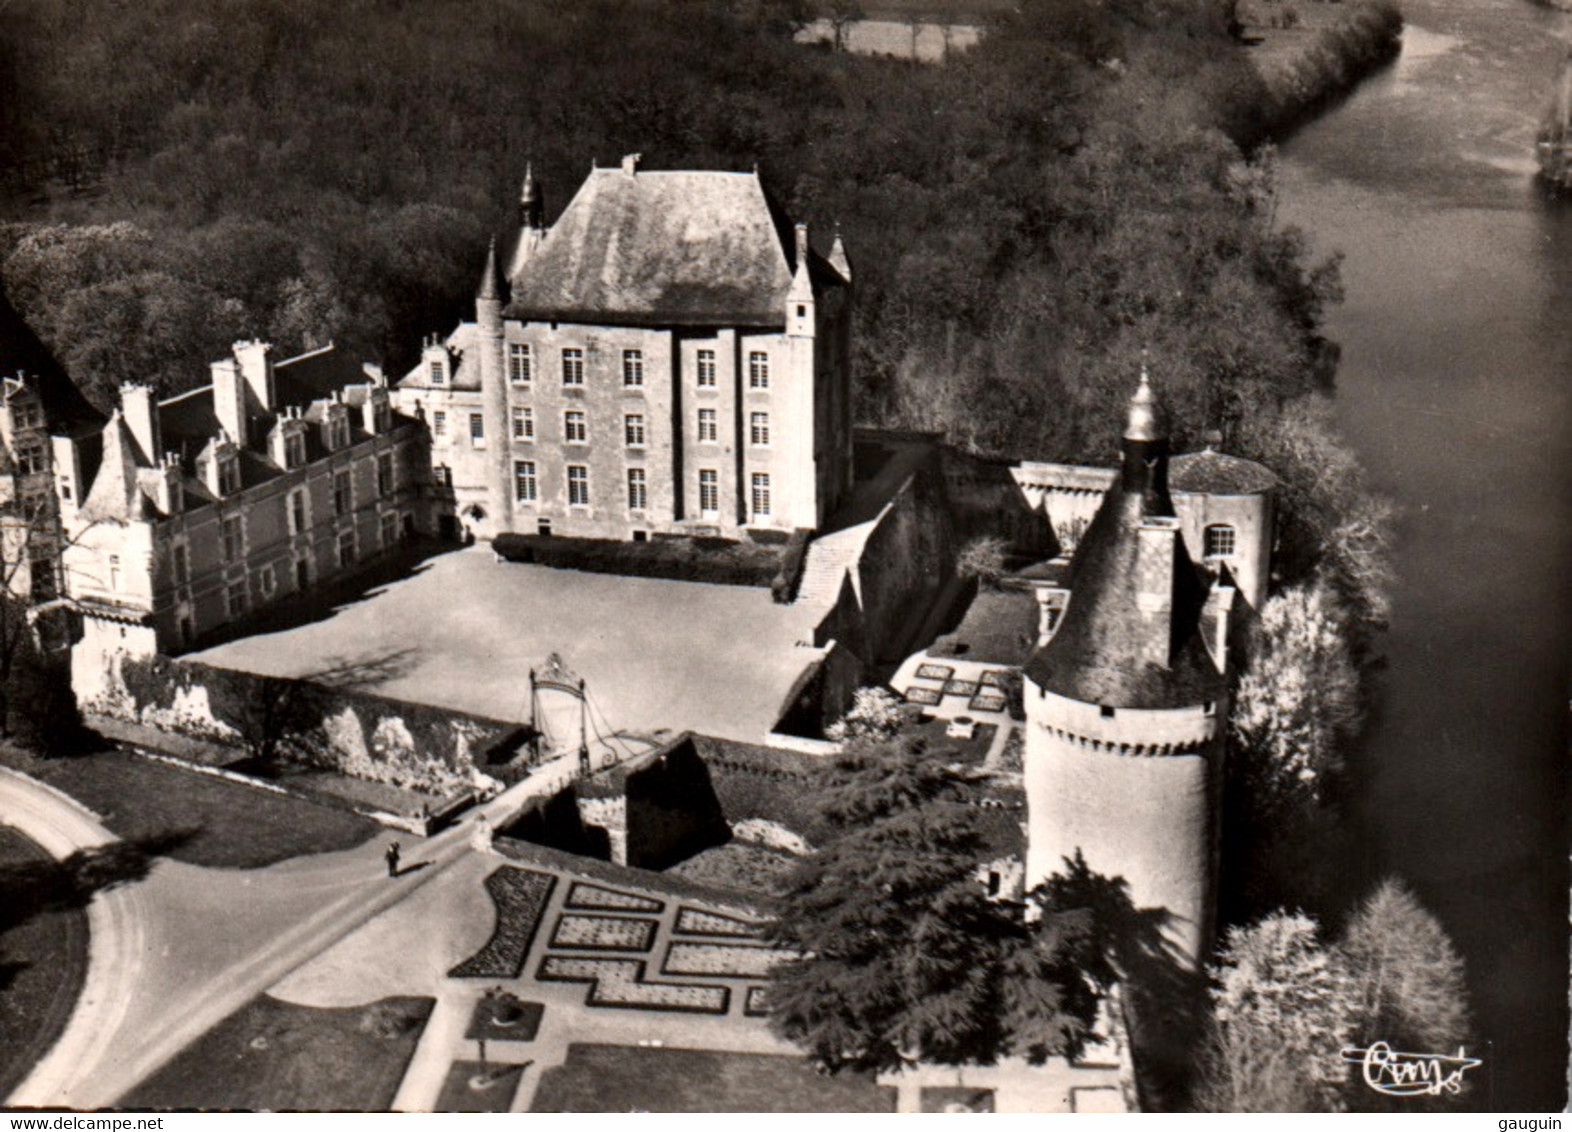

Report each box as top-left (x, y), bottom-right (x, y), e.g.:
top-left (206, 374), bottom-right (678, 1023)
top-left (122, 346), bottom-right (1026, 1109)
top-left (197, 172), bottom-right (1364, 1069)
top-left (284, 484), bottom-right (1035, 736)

top-left (88, 655), bottom-right (522, 795)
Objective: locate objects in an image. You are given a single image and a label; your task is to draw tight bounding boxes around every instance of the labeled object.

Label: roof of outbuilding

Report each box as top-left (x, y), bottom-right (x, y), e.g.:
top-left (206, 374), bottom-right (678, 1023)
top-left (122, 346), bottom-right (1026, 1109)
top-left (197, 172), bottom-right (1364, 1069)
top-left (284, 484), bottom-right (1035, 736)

top-left (504, 168), bottom-right (828, 327)
top-left (1169, 450), bottom-right (1277, 495)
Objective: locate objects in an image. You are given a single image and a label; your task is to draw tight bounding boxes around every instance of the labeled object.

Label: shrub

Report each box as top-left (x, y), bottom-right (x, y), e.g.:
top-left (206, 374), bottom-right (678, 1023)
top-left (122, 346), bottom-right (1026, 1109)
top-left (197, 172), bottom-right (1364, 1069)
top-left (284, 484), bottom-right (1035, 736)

top-left (492, 533), bottom-right (791, 589)
top-left (955, 535), bottom-right (1008, 587)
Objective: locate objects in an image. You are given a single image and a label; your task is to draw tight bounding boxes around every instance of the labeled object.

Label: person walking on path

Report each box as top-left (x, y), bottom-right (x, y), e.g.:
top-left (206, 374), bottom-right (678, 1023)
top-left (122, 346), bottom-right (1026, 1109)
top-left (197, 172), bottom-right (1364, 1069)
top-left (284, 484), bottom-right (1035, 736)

top-left (385, 841), bottom-right (401, 877)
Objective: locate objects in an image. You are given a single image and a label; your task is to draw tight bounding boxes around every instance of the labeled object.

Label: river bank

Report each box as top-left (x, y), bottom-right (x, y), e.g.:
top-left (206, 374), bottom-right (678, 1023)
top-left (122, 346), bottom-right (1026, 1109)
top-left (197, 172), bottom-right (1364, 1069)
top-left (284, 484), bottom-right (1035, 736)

top-left (1276, 0), bottom-right (1571, 1107)
top-left (1238, 0), bottom-right (1405, 140)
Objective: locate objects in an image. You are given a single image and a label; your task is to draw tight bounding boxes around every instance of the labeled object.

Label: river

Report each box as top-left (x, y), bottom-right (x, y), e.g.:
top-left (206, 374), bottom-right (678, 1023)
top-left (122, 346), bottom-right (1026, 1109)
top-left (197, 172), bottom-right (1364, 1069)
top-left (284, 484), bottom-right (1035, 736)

top-left (1276, 0), bottom-right (1572, 1109)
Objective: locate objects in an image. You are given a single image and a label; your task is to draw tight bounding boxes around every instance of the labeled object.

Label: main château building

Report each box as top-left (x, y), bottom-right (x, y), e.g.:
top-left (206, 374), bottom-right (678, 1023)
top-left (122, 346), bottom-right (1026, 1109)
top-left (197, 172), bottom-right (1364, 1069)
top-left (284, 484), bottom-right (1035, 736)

top-left (394, 156), bottom-right (854, 542)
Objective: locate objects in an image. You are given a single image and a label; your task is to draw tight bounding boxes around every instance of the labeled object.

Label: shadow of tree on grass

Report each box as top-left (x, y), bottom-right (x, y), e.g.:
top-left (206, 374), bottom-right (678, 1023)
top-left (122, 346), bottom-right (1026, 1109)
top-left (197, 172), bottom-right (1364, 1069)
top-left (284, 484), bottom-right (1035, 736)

top-left (0, 828), bottom-right (198, 936)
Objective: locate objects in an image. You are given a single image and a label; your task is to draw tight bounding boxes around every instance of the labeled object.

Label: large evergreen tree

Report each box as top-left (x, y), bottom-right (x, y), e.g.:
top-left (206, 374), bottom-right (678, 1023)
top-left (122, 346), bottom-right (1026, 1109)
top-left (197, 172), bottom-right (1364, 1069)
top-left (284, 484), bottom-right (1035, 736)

top-left (765, 736), bottom-right (1122, 1072)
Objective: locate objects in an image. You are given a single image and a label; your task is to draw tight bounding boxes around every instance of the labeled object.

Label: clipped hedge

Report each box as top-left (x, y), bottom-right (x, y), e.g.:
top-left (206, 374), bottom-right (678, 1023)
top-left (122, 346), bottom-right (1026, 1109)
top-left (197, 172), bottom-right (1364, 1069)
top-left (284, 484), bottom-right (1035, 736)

top-left (493, 530), bottom-right (811, 602)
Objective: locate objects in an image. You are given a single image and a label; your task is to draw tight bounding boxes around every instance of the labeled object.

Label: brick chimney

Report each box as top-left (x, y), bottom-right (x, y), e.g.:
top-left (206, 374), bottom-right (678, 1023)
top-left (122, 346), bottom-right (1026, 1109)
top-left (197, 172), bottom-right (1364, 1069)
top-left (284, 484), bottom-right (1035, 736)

top-left (233, 340), bottom-right (275, 412)
top-left (120, 383), bottom-right (160, 465)
top-left (211, 357), bottom-right (247, 446)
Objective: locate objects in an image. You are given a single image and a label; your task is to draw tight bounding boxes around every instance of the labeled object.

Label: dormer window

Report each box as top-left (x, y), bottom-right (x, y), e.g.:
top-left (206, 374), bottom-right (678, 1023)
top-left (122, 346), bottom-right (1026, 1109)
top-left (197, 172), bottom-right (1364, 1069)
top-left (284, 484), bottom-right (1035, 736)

top-left (285, 431), bottom-right (306, 468)
top-left (1204, 524), bottom-right (1236, 560)
top-left (218, 454), bottom-right (241, 495)
top-left (429, 359), bottom-right (445, 386)
top-left (328, 414), bottom-right (350, 451)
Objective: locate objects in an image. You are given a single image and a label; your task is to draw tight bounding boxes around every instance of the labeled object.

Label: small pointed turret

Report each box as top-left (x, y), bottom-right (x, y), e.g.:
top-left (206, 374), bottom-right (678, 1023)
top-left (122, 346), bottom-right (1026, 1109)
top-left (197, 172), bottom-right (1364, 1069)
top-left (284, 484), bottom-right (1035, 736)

top-left (520, 163), bottom-right (544, 230)
top-left (828, 226), bottom-right (851, 283)
top-left (477, 237), bottom-right (504, 303)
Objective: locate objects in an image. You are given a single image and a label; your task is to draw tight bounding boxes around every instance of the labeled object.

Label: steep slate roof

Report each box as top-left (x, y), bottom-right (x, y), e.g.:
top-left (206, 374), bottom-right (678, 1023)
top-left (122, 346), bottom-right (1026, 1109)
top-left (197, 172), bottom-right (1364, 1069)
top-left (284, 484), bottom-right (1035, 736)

top-left (0, 287), bottom-right (103, 436)
top-left (504, 169), bottom-right (805, 328)
top-left (274, 344), bottom-right (370, 410)
top-left (79, 412), bottom-right (149, 522)
top-left (1025, 384), bottom-right (1224, 711)
top-left (1169, 450), bottom-right (1277, 495)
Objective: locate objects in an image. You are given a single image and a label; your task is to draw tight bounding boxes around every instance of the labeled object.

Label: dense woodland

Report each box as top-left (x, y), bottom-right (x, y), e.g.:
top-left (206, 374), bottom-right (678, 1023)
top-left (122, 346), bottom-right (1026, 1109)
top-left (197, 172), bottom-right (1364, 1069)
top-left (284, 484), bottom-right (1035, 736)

top-left (0, 0), bottom-right (1388, 614)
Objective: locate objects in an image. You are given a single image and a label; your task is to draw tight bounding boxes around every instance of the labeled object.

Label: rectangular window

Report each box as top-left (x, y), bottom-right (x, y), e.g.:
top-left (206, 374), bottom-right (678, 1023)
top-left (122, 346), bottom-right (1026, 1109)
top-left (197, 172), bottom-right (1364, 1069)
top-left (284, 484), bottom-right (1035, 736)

top-left (219, 456), bottom-right (241, 495)
top-left (337, 529), bottom-right (356, 569)
top-left (222, 515), bottom-right (244, 562)
top-left (624, 414), bottom-right (645, 447)
top-left (622, 349), bottom-right (644, 387)
top-left (30, 553), bottom-right (55, 601)
top-left (749, 351), bottom-right (769, 389)
top-left (697, 349), bottom-right (717, 388)
top-left (564, 410), bottom-right (587, 443)
top-left (562, 348), bottom-right (584, 386)
top-left (429, 359), bottom-right (445, 385)
top-left (627, 468), bottom-right (647, 511)
top-left (750, 411), bottom-right (770, 446)
top-left (284, 431), bottom-right (306, 468)
top-left (568, 465), bottom-right (590, 507)
top-left (108, 554), bottom-right (120, 591)
top-left (508, 343), bottom-right (532, 385)
top-left (514, 460), bottom-right (537, 503)
top-left (751, 472), bottom-right (771, 518)
top-left (699, 468), bottom-right (719, 516)
top-left (377, 452), bottom-right (394, 497)
top-left (380, 510), bottom-right (399, 549)
top-left (434, 465), bottom-right (453, 487)
top-left (14, 444), bottom-right (43, 476)
top-left (330, 416), bottom-right (350, 450)
top-left (258, 565), bottom-right (276, 600)
top-left (333, 470), bottom-right (352, 516)
top-left (433, 410), bottom-right (447, 439)
top-left (512, 406), bottom-right (534, 441)
top-left (469, 413), bottom-right (485, 446)
top-left (226, 578), bottom-right (249, 619)
top-left (698, 408), bottom-right (718, 442)
top-left (172, 543), bottom-right (189, 585)
top-left (1205, 525), bottom-right (1237, 559)
top-left (288, 488), bottom-right (307, 535)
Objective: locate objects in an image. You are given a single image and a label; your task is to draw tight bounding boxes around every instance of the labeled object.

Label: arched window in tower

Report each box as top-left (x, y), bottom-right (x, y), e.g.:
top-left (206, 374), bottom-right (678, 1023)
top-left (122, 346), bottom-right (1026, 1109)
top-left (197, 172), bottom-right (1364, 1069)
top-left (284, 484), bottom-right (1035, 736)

top-left (1204, 523), bottom-right (1236, 560)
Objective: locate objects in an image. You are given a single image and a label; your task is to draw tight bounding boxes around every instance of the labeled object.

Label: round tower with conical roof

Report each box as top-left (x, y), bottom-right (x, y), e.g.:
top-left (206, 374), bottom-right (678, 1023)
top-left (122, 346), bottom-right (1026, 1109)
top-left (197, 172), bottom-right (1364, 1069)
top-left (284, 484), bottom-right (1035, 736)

top-left (1022, 370), bottom-right (1226, 970)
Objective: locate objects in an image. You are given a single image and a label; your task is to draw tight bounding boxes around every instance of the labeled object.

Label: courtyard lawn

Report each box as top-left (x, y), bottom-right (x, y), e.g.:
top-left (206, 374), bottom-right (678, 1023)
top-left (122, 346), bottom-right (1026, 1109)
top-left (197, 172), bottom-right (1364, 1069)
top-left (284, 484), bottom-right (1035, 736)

top-left (0, 826), bottom-right (89, 1099)
top-left (0, 746), bottom-right (379, 869)
top-left (121, 994), bottom-right (432, 1111)
top-left (192, 547), bottom-right (824, 745)
top-left (530, 1043), bottom-right (897, 1112)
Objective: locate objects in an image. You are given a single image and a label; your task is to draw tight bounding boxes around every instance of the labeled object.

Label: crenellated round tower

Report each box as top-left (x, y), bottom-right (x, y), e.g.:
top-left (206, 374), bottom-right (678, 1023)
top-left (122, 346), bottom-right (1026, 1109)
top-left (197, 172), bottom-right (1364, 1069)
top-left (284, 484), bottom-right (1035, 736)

top-left (1022, 370), bottom-right (1227, 970)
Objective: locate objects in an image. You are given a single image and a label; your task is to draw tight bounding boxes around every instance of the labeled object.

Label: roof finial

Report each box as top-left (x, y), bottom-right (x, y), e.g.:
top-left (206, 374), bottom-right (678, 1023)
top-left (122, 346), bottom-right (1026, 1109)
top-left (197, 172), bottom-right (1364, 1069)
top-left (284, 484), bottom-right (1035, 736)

top-left (1125, 354), bottom-right (1163, 442)
top-left (521, 162), bottom-right (537, 204)
top-left (520, 162), bottom-right (543, 229)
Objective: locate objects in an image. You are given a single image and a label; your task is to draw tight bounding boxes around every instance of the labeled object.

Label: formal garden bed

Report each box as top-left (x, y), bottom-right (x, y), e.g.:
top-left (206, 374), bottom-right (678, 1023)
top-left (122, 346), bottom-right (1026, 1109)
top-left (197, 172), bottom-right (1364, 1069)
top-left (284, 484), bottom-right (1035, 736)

top-left (548, 914), bottom-right (657, 953)
top-left (122, 994), bottom-right (432, 1110)
top-left (537, 956), bottom-right (729, 1014)
top-left (673, 907), bottom-right (761, 939)
top-left (564, 882), bottom-right (663, 913)
top-left (744, 986), bottom-right (770, 1017)
top-left (661, 942), bottom-right (790, 980)
top-left (448, 868), bottom-right (557, 979)
top-left (434, 1060), bottom-right (525, 1113)
top-left (0, 826), bottom-right (90, 1099)
top-left (529, 1043), bottom-right (897, 1112)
